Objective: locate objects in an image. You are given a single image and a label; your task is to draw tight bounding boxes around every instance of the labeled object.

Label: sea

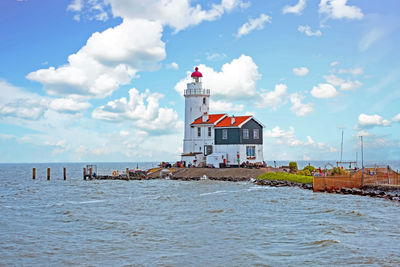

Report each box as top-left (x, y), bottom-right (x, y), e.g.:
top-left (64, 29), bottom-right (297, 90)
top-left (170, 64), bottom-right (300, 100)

top-left (1, 161), bottom-right (400, 266)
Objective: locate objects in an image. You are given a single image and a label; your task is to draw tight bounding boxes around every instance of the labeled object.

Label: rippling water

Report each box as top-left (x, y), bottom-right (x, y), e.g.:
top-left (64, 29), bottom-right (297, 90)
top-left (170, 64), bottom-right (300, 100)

top-left (1, 163), bottom-right (400, 266)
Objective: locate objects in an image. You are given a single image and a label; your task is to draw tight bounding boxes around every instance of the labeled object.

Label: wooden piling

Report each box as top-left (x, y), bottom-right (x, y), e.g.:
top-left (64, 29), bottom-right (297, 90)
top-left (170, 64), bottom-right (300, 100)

top-left (89, 168), bottom-right (93, 180)
top-left (32, 168), bottom-right (36, 180)
top-left (47, 168), bottom-right (50, 180)
top-left (83, 168), bottom-right (87, 180)
top-left (63, 167), bottom-right (66, 180)
top-left (126, 168), bottom-right (130, 181)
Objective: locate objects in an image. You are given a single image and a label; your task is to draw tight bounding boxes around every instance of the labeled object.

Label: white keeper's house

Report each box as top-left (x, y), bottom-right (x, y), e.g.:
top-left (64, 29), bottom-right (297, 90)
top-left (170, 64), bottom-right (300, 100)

top-left (181, 67), bottom-right (264, 167)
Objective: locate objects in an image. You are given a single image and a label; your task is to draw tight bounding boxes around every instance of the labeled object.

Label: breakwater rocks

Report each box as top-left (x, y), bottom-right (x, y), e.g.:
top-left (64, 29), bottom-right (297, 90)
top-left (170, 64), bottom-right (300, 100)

top-left (329, 187), bottom-right (400, 202)
top-left (254, 179), bottom-right (313, 190)
top-left (169, 175), bottom-right (314, 190)
top-left (170, 176), bottom-right (251, 182)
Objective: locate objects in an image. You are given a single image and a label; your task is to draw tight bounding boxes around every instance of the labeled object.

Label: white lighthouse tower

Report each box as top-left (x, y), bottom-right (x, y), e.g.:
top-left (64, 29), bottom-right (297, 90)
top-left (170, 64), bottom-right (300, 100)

top-left (181, 67), bottom-right (210, 164)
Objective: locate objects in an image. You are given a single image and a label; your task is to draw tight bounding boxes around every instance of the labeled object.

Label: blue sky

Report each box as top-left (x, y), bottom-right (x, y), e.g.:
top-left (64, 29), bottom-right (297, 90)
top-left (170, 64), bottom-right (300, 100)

top-left (0, 0), bottom-right (399, 163)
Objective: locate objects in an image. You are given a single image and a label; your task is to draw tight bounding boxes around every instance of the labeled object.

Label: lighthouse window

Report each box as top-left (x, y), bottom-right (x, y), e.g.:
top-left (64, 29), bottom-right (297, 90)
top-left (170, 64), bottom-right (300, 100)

top-left (208, 127), bottom-right (212, 137)
top-left (222, 129), bottom-right (228, 140)
top-left (203, 97), bottom-right (206, 104)
top-left (197, 127), bottom-right (201, 137)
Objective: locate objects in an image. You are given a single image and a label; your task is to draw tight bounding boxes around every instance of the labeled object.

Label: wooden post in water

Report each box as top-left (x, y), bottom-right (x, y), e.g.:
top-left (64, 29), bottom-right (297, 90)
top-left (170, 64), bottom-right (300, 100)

top-left (83, 168), bottom-right (87, 180)
top-left (63, 168), bottom-right (67, 180)
top-left (32, 168), bottom-right (36, 180)
top-left (89, 168), bottom-right (93, 180)
top-left (126, 168), bottom-right (130, 181)
top-left (47, 168), bottom-right (50, 180)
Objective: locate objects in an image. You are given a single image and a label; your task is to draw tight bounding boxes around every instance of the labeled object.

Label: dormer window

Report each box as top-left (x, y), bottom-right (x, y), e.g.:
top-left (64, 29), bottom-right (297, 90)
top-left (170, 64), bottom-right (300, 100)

top-left (243, 129), bottom-right (249, 139)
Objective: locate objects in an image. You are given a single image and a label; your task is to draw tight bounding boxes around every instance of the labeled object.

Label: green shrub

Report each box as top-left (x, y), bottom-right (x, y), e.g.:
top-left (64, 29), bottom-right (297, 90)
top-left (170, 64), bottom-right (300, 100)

top-left (331, 167), bottom-right (348, 176)
top-left (258, 172), bottom-right (313, 184)
top-left (303, 165), bottom-right (316, 173)
top-left (289, 162), bottom-right (298, 172)
top-left (298, 169), bottom-right (311, 176)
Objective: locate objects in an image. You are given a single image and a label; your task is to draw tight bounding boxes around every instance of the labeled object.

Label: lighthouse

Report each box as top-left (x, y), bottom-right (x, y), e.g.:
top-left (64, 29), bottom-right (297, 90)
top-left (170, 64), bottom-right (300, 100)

top-left (181, 67), bottom-right (265, 167)
top-left (183, 67), bottom-right (210, 155)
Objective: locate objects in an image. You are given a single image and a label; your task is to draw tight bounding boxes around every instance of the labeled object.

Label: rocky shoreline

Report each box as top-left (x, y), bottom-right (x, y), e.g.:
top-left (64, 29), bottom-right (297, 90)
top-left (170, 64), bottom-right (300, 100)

top-left (98, 168), bottom-right (400, 202)
top-left (326, 186), bottom-right (400, 201)
top-left (169, 175), bottom-right (400, 202)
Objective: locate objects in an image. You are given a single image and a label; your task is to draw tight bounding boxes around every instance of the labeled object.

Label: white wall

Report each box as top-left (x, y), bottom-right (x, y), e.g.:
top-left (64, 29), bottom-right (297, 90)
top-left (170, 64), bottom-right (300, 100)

top-left (192, 125), bottom-right (214, 154)
top-left (183, 81), bottom-right (209, 154)
top-left (214, 144), bottom-right (264, 165)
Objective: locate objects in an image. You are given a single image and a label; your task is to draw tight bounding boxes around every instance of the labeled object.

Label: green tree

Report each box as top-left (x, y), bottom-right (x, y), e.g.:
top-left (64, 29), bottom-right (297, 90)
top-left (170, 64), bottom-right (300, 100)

top-left (289, 162), bottom-right (298, 172)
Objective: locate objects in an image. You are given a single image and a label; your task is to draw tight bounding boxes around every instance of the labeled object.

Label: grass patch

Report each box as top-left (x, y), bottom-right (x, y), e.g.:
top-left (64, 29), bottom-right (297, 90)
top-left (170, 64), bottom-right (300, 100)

top-left (258, 172), bottom-right (313, 184)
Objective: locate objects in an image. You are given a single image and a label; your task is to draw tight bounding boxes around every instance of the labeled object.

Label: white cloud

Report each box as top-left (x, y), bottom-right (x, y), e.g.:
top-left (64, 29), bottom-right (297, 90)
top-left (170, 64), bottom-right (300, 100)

top-left (106, 0), bottom-right (249, 33)
top-left (265, 126), bottom-right (336, 152)
top-left (27, 19), bottom-right (165, 98)
top-left (67, 0), bottom-right (83, 12)
top-left (340, 80), bottom-right (362, 91)
top-left (323, 74), bottom-right (344, 86)
top-left (166, 62), bottom-right (179, 70)
top-left (0, 79), bottom-right (48, 120)
top-left (293, 66), bottom-right (309, 76)
top-left (175, 54), bottom-right (260, 100)
top-left (210, 100), bottom-right (244, 112)
top-left (256, 84), bottom-right (287, 110)
top-left (119, 130), bottom-right (129, 137)
top-left (356, 113), bottom-right (391, 129)
top-left (338, 67), bottom-right (363, 75)
top-left (67, 0), bottom-right (108, 21)
top-left (330, 61), bottom-right (340, 67)
top-left (49, 97), bottom-right (91, 113)
top-left (358, 28), bottom-right (385, 52)
top-left (310, 83), bottom-right (338, 98)
top-left (298, 25), bottom-right (322, 37)
top-left (290, 93), bottom-right (314, 117)
top-left (282, 0), bottom-right (306, 15)
top-left (92, 88), bottom-right (182, 134)
top-left (0, 99), bottom-right (47, 120)
top-left (323, 74), bottom-right (362, 91)
top-left (265, 126), bottom-right (303, 147)
top-left (319, 0), bottom-right (363, 20)
top-left (357, 130), bottom-right (371, 137)
top-left (393, 113), bottom-right (400, 123)
top-left (236, 13), bottom-right (271, 38)
top-left (206, 52), bottom-right (227, 61)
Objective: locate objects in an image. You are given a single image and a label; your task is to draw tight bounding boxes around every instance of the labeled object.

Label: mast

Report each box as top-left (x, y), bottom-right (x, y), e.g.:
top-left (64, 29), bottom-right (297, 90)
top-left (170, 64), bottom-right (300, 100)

top-left (340, 130), bottom-right (344, 162)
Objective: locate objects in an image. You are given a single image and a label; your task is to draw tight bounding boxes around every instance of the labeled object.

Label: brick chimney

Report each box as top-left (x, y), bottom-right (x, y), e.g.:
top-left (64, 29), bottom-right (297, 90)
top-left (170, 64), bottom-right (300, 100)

top-left (202, 112), bottom-right (209, 122)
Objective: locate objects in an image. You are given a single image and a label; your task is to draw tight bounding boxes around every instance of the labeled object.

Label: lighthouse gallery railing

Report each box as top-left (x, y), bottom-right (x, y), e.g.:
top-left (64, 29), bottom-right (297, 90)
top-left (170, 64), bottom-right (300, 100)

top-left (184, 89), bottom-right (210, 96)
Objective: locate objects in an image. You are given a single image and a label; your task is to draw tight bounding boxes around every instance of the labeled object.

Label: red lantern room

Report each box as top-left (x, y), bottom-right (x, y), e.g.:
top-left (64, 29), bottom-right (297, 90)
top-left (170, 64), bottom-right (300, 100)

top-left (191, 67), bottom-right (202, 82)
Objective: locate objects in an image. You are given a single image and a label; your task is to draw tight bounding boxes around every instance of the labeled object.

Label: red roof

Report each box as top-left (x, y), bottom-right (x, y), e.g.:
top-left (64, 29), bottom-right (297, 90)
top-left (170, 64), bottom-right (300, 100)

top-left (215, 116), bottom-right (251, 128)
top-left (191, 114), bottom-right (225, 125)
top-left (191, 67), bottom-right (203, 78)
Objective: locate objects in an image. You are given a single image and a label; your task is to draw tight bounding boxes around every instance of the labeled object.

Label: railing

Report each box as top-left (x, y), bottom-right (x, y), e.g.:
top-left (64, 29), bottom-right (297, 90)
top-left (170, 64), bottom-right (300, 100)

top-left (184, 89), bottom-right (210, 96)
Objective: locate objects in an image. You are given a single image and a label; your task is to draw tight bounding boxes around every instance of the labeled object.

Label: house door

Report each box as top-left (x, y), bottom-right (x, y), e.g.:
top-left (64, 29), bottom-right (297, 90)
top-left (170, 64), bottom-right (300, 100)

top-left (204, 145), bottom-right (213, 156)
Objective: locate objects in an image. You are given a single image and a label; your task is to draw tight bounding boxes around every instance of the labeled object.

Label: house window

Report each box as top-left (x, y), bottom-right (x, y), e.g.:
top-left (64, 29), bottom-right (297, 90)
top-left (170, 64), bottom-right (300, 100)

top-left (197, 127), bottom-right (201, 137)
top-left (222, 129), bottom-right (228, 140)
top-left (253, 129), bottom-right (259, 139)
top-left (203, 97), bottom-right (206, 104)
top-left (246, 146), bottom-right (255, 158)
top-left (208, 127), bottom-right (212, 137)
top-left (243, 129), bottom-right (249, 139)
